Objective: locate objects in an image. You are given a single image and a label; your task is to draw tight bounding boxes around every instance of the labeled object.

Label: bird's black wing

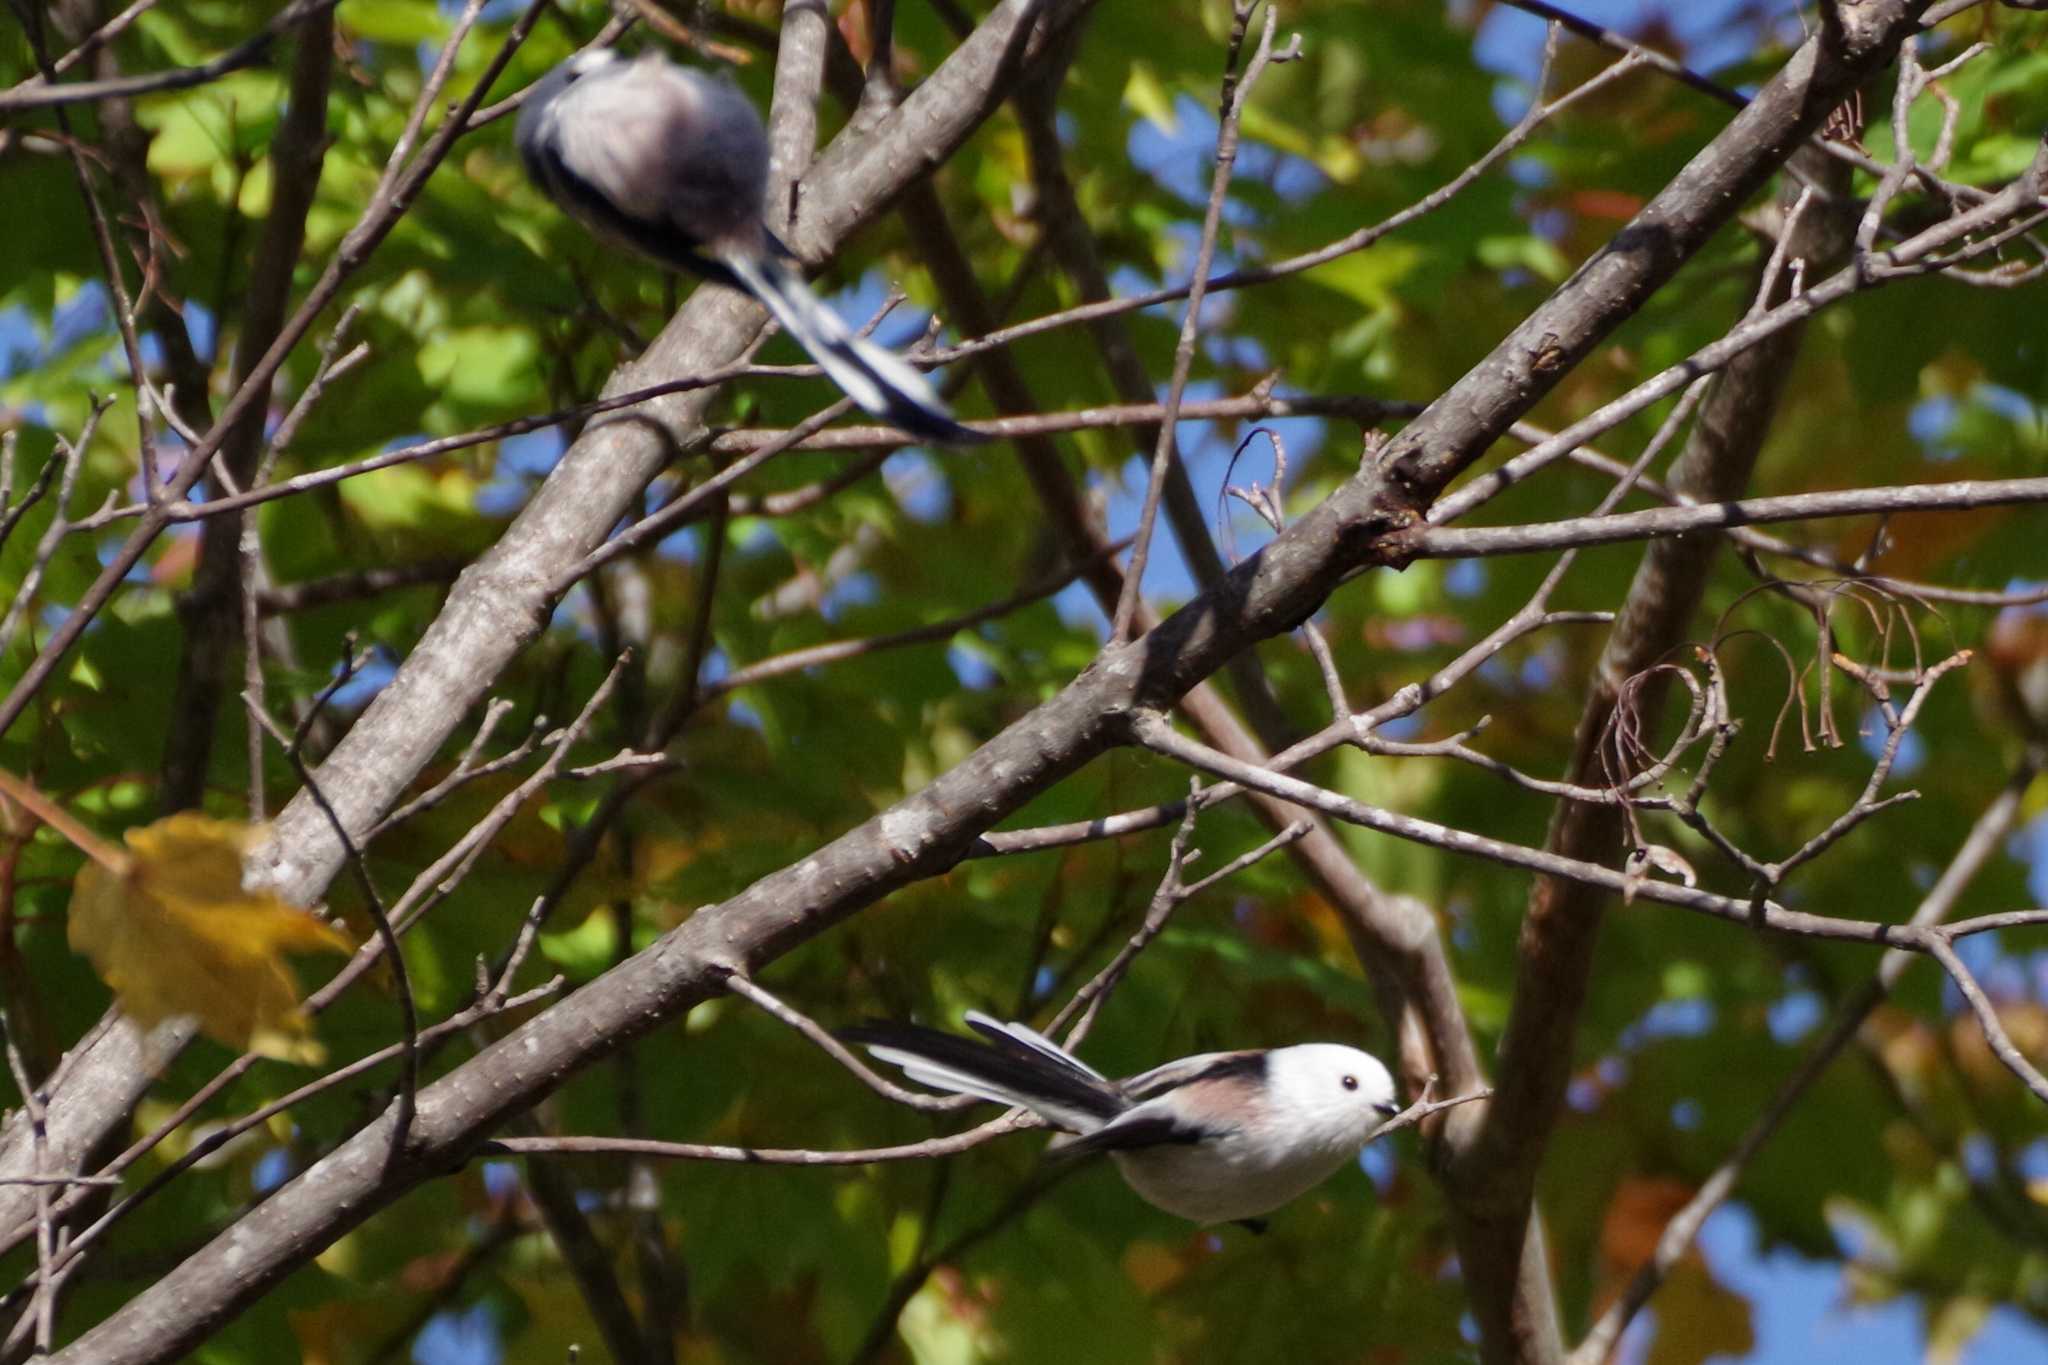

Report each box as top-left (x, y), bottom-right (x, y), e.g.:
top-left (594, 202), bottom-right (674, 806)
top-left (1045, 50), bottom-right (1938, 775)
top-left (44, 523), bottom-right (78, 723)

top-left (1053, 1112), bottom-right (1210, 1155)
top-left (1056, 1052), bottom-right (1267, 1156)
top-left (839, 1020), bottom-right (1125, 1124)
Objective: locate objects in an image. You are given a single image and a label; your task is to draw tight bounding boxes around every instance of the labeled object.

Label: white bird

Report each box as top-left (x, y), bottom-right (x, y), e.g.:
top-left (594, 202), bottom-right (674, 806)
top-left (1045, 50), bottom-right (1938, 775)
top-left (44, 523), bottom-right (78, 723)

top-left (843, 1011), bottom-right (1401, 1228)
top-left (516, 48), bottom-right (982, 443)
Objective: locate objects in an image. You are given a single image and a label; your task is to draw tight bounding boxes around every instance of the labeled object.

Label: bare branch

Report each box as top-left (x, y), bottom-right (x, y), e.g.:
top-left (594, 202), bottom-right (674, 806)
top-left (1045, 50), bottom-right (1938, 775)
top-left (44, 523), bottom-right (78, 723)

top-left (1051, 809), bottom-right (1309, 1043)
top-left (246, 703), bottom-right (420, 1159)
top-left (1922, 933), bottom-right (2048, 1103)
top-left (0, 1002), bottom-right (57, 1351)
top-left (0, 0), bottom-right (340, 111)
top-left (1417, 476), bottom-right (2048, 560)
top-left (726, 974), bottom-right (976, 1115)
top-left (1126, 711), bottom-right (1998, 951)
top-left (485, 1115), bottom-right (1037, 1167)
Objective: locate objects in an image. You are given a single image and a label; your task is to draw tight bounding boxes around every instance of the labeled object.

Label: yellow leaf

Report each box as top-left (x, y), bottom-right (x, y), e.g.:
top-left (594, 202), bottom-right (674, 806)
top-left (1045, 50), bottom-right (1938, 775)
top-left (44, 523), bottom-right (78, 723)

top-left (67, 814), bottom-right (353, 1064)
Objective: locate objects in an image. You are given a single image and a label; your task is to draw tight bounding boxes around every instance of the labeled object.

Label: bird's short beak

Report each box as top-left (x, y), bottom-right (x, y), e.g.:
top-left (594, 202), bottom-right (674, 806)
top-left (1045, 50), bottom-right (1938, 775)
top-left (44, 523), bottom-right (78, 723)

top-left (1374, 1101), bottom-right (1401, 1118)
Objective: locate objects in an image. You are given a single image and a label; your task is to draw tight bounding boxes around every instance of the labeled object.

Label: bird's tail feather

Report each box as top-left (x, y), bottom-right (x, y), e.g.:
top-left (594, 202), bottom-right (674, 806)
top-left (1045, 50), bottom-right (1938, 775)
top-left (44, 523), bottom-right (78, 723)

top-left (722, 252), bottom-right (985, 445)
top-left (841, 1017), bottom-right (1124, 1133)
top-left (963, 1011), bottom-right (1109, 1082)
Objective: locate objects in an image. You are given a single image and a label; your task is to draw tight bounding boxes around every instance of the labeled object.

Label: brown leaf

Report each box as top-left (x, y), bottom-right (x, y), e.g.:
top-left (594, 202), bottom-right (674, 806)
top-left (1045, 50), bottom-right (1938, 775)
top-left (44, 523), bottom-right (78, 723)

top-left (1599, 1176), bottom-right (1695, 1278)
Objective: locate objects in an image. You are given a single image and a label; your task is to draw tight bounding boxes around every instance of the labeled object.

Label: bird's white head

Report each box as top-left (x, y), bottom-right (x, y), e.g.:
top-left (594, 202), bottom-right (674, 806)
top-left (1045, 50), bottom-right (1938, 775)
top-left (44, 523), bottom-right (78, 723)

top-left (1263, 1044), bottom-right (1399, 1155)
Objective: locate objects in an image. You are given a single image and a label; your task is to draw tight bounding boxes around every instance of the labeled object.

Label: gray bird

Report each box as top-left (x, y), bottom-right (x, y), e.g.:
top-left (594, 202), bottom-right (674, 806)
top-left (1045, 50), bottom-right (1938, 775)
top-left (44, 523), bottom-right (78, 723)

top-left (843, 1011), bottom-right (1401, 1227)
top-left (516, 49), bottom-right (982, 443)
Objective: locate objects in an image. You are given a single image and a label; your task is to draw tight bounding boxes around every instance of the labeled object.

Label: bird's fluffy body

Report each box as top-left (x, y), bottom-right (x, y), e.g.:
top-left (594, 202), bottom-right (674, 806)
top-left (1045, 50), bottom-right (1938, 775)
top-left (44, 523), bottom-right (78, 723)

top-left (845, 1013), bottom-right (1398, 1225)
top-left (518, 51), bottom-right (767, 280)
top-left (516, 49), bottom-right (980, 442)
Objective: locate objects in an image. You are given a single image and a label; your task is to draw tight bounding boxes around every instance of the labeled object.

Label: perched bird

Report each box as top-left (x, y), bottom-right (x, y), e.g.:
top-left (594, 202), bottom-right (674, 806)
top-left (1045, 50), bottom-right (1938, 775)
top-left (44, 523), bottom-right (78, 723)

top-left (843, 1011), bottom-right (1401, 1227)
top-left (516, 48), bottom-right (982, 443)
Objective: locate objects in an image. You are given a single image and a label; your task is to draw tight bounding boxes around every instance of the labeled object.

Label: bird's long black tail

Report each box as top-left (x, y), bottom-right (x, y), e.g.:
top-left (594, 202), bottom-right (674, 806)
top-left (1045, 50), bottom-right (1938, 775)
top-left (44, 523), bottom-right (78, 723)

top-left (722, 252), bottom-right (986, 445)
top-left (841, 1012), bottom-right (1123, 1133)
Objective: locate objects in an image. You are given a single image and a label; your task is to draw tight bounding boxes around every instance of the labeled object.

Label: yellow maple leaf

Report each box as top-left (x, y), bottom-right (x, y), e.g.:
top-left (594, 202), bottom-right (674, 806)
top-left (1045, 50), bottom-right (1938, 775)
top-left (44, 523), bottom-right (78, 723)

top-left (67, 813), bottom-right (353, 1064)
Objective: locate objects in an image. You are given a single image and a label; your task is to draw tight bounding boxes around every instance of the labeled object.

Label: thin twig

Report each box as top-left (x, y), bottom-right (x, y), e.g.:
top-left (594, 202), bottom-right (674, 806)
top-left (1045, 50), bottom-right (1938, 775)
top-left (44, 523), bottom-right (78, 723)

top-left (726, 974), bottom-right (976, 1115)
top-left (648, 495), bottom-right (729, 747)
top-left (1921, 934), bottom-right (2048, 1104)
top-left (0, 407), bottom-right (104, 659)
top-left (363, 656), bottom-right (638, 952)
top-left (288, 640), bottom-right (376, 758)
top-left (0, 0), bottom-right (161, 92)
top-left (367, 699), bottom-right (531, 838)
top-left (81, 391), bottom-right (1394, 533)
top-left (1371, 1083), bottom-right (1493, 1141)
top-left (1051, 807), bottom-right (1310, 1043)
top-left (1112, 0), bottom-right (1286, 641)
top-left (696, 536), bottom-right (1132, 707)
top-left (1046, 796), bottom-right (1206, 1043)
top-left (969, 592), bottom-right (1616, 858)
top-left (483, 1115), bottom-right (1037, 1167)
top-left (1426, 141), bottom-right (2048, 525)
top-left (0, 1002), bottom-right (57, 1350)
top-left (255, 561), bottom-right (464, 618)
top-left (561, 394), bottom-right (858, 587)
top-left (1419, 476), bottom-right (2048, 561)
top-left (10, 7), bottom-right (161, 473)
top-left (246, 703), bottom-right (420, 1159)
top-left (0, 958), bottom-right (561, 1321)
top-left (0, 432), bottom-right (61, 560)
top-left (0, 0), bottom-right (340, 110)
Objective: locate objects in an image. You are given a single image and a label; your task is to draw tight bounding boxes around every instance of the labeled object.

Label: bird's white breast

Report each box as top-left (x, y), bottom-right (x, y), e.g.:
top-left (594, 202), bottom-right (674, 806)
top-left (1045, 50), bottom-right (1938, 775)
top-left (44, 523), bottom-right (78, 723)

top-left (1110, 1131), bottom-right (1360, 1225)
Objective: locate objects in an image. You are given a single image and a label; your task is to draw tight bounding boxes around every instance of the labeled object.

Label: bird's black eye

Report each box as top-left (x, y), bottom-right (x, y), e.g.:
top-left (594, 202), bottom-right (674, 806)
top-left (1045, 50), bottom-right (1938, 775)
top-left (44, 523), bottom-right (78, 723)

top-left (1341, 1075), bottom-right (1359, 1091)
